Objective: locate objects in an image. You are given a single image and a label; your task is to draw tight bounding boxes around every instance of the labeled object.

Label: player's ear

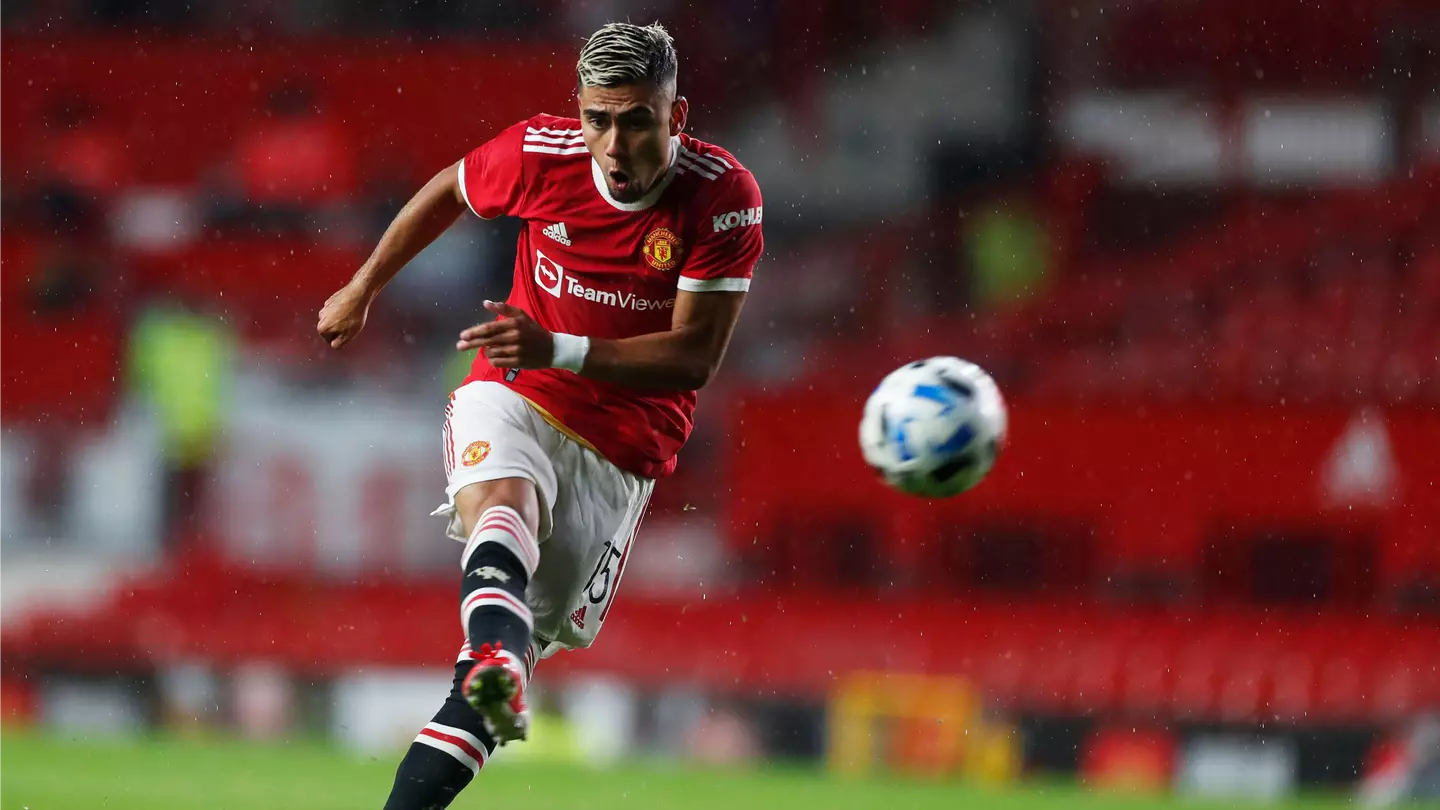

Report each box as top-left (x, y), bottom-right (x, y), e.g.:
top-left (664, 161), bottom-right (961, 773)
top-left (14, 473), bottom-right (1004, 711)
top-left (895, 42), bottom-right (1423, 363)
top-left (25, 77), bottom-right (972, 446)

top-left (670, 96), bottom-right (688, 136)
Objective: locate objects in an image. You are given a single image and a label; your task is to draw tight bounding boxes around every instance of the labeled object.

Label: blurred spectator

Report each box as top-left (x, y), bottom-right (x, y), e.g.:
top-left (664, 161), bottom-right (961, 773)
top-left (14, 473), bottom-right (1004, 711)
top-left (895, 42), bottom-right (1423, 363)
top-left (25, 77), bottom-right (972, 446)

top-left (964, 192), bottom-right (1050, 308)
top-left (126, 302), bottom-right (236, 541)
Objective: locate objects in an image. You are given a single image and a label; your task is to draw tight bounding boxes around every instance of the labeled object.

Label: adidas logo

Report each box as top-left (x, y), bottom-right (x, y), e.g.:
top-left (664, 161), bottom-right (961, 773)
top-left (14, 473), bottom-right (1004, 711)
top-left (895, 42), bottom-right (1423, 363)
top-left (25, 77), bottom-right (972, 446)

top-left (542, 222), bottom-right (572, 246)
top-left (569, 606), bottom-right (587, 629)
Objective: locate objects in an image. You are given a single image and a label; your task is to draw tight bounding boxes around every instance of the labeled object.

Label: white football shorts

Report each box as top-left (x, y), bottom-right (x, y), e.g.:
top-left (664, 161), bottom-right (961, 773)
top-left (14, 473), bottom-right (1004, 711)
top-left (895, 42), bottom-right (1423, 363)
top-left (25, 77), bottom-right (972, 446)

top-left (432, 380), bottom-right (654, 657)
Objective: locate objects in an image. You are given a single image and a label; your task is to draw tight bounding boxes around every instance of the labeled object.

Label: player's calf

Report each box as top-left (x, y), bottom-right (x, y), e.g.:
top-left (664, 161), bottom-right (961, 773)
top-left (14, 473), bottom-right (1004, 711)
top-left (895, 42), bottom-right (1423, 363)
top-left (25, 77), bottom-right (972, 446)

top-left (458, 504), bottom-right (538, 742)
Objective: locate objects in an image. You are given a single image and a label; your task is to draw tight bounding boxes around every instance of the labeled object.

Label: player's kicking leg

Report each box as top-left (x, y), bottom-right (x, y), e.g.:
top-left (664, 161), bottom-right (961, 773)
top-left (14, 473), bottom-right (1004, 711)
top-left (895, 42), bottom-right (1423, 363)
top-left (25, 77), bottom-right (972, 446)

top-left (383, 479), bottom-right (542, 809)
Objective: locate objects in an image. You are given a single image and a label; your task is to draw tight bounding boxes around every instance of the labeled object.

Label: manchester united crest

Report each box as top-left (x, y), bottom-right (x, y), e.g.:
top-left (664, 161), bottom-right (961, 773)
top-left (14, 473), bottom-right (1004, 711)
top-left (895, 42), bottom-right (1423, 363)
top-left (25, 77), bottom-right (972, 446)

top-left (461, 441), bottom-right (491, 467)
top-left (642, 227), bottom-right (682, 271)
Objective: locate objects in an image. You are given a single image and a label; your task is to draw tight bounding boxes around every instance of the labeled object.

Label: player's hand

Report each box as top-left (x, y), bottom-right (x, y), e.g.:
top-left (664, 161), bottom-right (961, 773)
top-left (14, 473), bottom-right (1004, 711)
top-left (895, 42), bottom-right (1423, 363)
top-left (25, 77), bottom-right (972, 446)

top-left (317, 282), bottom-right (373, 350)
top-left (457, 301), bottom-right (555, 369)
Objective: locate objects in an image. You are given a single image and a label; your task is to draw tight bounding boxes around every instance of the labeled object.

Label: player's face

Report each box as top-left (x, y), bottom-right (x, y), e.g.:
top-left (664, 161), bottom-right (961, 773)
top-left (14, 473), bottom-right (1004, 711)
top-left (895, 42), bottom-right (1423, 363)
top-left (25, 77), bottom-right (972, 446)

top-left (579, 82), bottom-right (686, 203)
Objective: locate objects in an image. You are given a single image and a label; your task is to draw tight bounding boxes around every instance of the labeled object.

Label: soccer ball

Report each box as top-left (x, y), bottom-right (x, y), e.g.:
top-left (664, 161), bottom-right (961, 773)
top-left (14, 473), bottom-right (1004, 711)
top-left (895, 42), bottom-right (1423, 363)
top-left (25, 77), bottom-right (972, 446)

top-left (859, 356), bottom-right (1007, 498)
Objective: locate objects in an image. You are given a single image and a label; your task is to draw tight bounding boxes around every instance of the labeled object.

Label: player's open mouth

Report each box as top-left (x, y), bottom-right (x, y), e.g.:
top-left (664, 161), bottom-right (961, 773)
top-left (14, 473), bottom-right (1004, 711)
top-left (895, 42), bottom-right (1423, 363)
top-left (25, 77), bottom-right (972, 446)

top-left (609, 170), bottom-right (631, 192)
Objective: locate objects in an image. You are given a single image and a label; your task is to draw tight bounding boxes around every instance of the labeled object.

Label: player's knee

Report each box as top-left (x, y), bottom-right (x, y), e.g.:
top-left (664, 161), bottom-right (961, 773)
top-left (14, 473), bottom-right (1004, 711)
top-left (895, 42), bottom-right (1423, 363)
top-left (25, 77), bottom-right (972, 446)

top-left (455, 477), bottom-right (541, 539)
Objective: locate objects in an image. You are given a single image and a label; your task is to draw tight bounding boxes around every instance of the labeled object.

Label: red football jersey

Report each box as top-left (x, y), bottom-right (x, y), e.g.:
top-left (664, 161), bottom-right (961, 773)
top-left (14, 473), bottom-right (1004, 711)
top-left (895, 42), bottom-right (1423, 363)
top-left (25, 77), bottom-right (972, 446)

top-left (457, 114), bottom-right (764, 479)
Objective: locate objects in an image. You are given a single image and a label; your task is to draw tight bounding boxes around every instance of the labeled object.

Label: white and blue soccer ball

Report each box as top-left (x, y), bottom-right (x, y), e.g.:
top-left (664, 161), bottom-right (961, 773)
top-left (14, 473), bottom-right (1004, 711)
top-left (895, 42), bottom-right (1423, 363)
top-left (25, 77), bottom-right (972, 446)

top-left (859, 356), bottom-right (1008, 499)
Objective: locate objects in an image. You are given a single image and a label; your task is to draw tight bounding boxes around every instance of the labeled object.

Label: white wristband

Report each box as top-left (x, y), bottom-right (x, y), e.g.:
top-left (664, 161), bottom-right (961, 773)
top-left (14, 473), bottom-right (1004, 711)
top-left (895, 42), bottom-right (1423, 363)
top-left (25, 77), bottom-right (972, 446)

top-left (551, 332), bottom-right (590, 373)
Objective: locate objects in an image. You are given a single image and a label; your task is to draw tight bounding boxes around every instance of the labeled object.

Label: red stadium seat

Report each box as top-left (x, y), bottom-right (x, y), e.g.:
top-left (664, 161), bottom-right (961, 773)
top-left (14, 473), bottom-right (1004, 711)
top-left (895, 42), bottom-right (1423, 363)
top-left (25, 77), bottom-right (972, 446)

top-left (2, 306), bottom-right (123, 427)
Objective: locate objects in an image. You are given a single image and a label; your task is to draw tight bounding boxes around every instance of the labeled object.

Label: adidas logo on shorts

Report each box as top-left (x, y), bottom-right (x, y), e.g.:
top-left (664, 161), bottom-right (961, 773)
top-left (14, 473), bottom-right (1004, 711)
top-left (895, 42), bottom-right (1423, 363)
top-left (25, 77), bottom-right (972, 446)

top-left (542, 222), bottom-right (572, 246)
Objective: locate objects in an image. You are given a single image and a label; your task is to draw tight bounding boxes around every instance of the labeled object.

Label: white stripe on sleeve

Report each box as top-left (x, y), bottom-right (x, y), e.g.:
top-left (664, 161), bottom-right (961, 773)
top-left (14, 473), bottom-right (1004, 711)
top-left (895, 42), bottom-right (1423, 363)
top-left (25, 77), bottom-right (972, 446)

top-left (523, 133), bottom-right (585, 145)
top-left (686, 150), bottom-right (729, 175)
top-left (522, 144), bottom-right (589, 156)
top-left (676, 156), bottom-right (718, 180)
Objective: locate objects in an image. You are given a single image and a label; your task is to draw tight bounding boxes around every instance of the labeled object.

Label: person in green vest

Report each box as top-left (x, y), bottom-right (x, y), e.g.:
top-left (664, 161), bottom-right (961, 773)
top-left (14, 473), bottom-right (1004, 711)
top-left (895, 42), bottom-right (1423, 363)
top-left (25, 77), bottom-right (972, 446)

top-left (128, 302), bottom-right (235, 543)
top-left (966, 192), bottom-right (1050, 308)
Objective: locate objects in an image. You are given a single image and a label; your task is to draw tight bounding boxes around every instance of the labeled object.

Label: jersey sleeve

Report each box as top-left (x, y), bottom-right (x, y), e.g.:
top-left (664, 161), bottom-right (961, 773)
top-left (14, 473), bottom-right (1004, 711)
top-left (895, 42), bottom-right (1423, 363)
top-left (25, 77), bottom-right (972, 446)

top-left (457, 120), bottom-right (528, 219)
top-left (679, 171), bottom-right (763, 293)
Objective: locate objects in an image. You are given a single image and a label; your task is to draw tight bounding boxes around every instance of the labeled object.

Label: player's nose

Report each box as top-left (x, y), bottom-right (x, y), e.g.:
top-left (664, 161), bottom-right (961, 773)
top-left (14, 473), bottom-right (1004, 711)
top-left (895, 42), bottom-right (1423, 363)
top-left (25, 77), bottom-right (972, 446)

top-left (603, 129), bottom-right (626, 158)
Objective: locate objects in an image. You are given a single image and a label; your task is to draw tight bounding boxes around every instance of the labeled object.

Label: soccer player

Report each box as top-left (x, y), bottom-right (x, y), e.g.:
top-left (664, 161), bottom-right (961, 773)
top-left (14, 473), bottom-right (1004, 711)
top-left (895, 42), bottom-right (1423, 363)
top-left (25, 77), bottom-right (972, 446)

top-left (315, 22), bottom-right (763, 809)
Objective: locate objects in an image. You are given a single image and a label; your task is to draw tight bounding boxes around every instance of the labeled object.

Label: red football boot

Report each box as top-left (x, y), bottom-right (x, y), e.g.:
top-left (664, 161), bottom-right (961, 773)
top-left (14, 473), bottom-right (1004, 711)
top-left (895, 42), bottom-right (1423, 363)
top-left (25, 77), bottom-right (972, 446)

top-left (461, 642), bottom-right (531, 745)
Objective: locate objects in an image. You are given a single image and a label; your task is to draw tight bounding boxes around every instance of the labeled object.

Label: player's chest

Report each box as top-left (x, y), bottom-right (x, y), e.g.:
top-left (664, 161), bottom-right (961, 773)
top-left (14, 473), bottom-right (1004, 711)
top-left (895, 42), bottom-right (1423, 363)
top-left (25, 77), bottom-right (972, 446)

top-left (526, 207), bottom-right (692, 286)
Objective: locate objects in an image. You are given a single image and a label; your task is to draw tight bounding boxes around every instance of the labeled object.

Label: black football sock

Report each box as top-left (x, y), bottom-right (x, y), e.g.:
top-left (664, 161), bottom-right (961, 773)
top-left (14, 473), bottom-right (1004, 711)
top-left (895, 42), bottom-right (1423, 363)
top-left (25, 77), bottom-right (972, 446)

top-left (381, 662), bottom-right (494, 810)
top-left (458, 506), bottom-right (538, 675)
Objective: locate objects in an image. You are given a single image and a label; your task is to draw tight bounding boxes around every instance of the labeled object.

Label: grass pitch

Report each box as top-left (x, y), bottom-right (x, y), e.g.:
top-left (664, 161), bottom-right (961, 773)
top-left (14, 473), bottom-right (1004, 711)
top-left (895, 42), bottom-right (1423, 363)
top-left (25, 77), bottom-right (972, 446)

top-left (2, 729), bottom-right (1369, 809)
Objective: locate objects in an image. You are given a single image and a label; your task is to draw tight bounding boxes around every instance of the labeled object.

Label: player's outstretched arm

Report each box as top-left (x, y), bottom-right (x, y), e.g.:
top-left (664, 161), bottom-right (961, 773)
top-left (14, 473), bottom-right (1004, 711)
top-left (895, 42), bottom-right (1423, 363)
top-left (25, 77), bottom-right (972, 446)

top-left (456, 289), bottom-right (745, 391)
top-left (317, 162), bottom-right (468, 349)
top-left (584, 289), bottom-right (745, 389)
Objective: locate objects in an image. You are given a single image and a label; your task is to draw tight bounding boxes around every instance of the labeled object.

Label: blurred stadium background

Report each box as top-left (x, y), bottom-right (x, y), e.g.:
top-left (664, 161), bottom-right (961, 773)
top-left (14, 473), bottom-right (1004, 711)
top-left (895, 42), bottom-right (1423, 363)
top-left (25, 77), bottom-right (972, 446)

top-left (3, 0), bottom-right (1440, 806)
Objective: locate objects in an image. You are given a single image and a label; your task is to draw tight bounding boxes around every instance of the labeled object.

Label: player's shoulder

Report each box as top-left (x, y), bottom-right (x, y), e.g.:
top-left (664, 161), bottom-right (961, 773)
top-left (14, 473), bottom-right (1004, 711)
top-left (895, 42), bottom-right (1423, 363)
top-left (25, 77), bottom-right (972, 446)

top-left (676, 133), bottom-right (760, 206)
top-left (515, 114), bottom-right (588, 160)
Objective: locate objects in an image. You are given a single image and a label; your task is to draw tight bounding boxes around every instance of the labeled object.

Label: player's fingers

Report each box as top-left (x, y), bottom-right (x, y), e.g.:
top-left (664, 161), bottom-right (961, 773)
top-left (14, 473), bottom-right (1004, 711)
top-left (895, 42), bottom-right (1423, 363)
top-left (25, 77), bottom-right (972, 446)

top-left (483, 299), bottom-right (528, 320)
top-left (458, 321), bottom-right (506, 341)
top-left (474, 325), bottom-right (522, 347)
top-left (466, 323), bottom-right (522, 346)
top-left (456, 332), bottom-right (507, 351)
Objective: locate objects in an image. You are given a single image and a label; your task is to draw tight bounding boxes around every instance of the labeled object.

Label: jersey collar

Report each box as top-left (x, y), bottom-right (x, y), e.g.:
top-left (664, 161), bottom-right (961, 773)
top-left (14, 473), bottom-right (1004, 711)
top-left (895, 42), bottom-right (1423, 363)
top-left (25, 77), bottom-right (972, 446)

top-left (590, 135), bottom-right (681, 212)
